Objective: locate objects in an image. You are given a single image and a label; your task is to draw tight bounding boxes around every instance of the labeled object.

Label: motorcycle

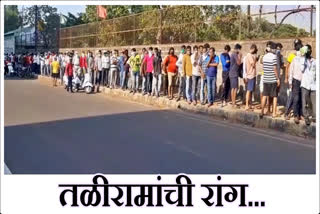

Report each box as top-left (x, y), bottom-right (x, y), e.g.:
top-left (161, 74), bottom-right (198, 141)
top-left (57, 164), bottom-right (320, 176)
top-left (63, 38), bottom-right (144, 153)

top-left (17, 65), bottom-right (34, 79)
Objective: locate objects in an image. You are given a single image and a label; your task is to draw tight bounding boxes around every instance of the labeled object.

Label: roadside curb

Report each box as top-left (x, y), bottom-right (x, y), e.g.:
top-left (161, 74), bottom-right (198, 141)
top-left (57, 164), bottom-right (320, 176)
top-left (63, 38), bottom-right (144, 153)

top-left (38, 75), bottom-right (315, 139)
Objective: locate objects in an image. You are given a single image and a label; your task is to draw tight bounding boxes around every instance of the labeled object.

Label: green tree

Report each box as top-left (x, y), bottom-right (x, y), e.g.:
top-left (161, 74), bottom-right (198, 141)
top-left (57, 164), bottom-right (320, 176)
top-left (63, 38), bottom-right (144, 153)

top-left (4, 5), bottom-right (20, 33)
top-left (23, 5), bottom-right (59, 48)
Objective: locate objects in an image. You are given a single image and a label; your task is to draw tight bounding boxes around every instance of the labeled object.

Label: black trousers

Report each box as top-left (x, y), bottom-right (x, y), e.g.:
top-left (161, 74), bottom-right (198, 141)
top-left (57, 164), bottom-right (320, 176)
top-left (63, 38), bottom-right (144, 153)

top-left (291, 78), bottom-right (302, 117)
top-left (67, 76), bottom-right (73, 92)
top-left (146, 72), bottom-right (153, 93)
top-left (222, 71), bottom-right (230, 101)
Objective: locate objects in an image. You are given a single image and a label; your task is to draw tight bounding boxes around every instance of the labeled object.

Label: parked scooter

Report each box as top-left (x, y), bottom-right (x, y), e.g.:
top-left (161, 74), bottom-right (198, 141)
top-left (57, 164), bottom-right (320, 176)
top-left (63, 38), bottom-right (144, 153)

top-left (64, 73), bottom-right (93, 94)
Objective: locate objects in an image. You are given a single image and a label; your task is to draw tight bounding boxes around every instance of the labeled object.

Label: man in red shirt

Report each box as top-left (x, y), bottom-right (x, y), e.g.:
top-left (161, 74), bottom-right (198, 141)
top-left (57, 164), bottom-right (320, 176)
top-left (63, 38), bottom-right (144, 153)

top-left (80, 51), bottom-right (87, 75)
top-left (65, 57), bottom-right (74, 93)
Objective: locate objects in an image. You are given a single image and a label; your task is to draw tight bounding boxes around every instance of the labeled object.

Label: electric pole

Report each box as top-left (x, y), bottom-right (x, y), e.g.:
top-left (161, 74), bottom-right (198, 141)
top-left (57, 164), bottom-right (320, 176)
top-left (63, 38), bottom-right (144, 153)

top-left (35, 5), bottom-right (38, 53)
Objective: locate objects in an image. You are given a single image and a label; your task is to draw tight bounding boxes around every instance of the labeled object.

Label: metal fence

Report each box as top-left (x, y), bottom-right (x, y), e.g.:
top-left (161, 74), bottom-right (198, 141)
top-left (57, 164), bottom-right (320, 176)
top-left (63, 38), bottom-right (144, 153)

top-left (59, 5), bottom-right (315, 49)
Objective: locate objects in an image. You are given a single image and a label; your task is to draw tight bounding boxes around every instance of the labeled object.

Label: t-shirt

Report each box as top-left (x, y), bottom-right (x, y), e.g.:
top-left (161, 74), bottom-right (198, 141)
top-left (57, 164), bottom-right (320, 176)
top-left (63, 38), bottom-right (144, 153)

top-left (51, 61), bottom-right (60, 74)
top-left (128, 54), bottom-right (141, 73)
top-left (206, 55), bottom-right (219, 77)
top-left (245, 53), bottom-right (257, 79)
top-left (287, 53), bottom-right (296, 64)
top-left (262, 52), bottom-right (277, 83)
top-left (229, 52), bottom-right (240, 78)
top-left (163, 55), bottom-right (178, 73)
top-left (143, 54), bottom-right (155, 73)
top-left (220, 53), bottom-right (230, 72)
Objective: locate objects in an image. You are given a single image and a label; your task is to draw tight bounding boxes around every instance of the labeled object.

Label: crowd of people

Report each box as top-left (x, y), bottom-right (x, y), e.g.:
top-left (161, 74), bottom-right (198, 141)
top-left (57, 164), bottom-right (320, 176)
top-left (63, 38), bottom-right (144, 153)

top-left (4, 39), bottom-right (316, 125)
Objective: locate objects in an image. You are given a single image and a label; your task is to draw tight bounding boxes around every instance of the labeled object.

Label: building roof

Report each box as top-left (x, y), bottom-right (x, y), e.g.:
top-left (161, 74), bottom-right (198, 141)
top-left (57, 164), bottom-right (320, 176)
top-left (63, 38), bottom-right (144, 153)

top-left (4, 26), bottom-right (35, 37)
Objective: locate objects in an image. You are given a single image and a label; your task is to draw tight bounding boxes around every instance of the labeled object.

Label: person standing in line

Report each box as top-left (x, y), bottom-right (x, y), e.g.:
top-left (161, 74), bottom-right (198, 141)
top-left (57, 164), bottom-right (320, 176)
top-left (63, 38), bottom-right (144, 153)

top-left (206, 47), bottom-right (219, 107)
top-left (183, 46), bottom-right (193, 104)
top-left (80, 51), bottom-right (87, 76)
top-left (284, 39), bottom-right (303, 120)
top-left (163, 47), bottom-right (178, 100)
top-left (101, 50), bottom-right (110, 87)
top-left (220, 45), bottom-right (231, 107)
top-left (300, 44), bottom-right (316, 126)
top-left (199, 43), bottom-right (211, 105)
top-left (40, 53), bottom-right (45, 76)
top-left (229, 44), bottom-right (242, 108)
top-left (176, 45), bottom-right (186, 101)
top-left (59, 52), bottom-right (65, 85)
top-left (123, 49), bottom-right (130, 90)
top-left (110, 50), bottom-right (120, 89)
top-left (260, 42), bottom-right (280, 118)
top-left (44, 52), bottom-right (50, 76)
top-left (72, 51), bottom-right (80, 77)
top-left (65, 58), bottom-right (74, 93)
top-left (288, 44), bottom-right (304, 124)
top-left (128, 48), bottom-right (141, 94)
top-left (94, 51), bottom-right (103, 92)
top-left (143, 47), bottom-right (154, 95)
top-left (140, 48), bottom-right (147, 93)
top-left (51, 57), bottom-right (60, 87)
top-left (244, 44), bottom-right (259, 111)
top-left (191, 45), bottom-right (201, 105)
top-left (152, 47), bottom-right (162, 97)
top-left (87, 51), bottom-right (95, 84)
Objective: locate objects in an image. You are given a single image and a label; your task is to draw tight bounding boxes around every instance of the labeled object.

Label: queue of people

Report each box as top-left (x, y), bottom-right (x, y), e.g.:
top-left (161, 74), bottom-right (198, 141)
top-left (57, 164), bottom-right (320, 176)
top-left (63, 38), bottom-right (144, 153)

top-left (7, 39), bottom-right (315, 126)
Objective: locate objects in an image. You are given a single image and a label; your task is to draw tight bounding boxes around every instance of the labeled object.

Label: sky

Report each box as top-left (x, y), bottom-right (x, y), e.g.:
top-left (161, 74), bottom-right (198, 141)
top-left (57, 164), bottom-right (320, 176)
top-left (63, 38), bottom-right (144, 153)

top-left (18, 5), bottom-right (316, 32)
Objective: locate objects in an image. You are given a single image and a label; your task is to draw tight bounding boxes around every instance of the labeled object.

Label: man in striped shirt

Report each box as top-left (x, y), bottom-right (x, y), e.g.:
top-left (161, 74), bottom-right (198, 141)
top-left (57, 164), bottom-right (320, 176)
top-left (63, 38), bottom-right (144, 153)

top-left (260, 42), bottom-right (280, 118)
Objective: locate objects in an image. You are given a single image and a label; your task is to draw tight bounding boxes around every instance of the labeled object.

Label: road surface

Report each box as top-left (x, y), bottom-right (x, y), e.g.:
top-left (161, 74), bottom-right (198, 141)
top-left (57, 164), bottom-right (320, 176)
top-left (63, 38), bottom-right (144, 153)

top-left (4, 78), bottom-right (315, 174)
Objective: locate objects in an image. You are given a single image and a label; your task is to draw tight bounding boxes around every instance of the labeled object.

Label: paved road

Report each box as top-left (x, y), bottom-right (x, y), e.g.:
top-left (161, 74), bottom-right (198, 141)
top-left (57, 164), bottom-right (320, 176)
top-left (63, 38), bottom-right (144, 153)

top-left (4, 78), bottom-right (315, 174)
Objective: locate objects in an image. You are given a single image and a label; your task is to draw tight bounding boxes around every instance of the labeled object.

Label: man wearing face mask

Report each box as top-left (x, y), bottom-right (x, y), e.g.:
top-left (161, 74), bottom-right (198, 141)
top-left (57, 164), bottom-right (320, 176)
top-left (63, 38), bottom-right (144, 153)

top-left (176, 45), bottom-right (186, 101)
top-left (163, 47), bottom-right (178, 100)
top-left (87, 52), bottom-right (94, 84)
top-left (300, 45), bottom-right (316, 126)
top-left (94, 51), bottom-right (103, 92)
top-left (128, 48), bottom-right (141, 94)
top-left (284, 39), bottom-right (303, 120)
top-left (110, 50), bottom-right (120, 89)
top-left (288, 43), bottom-right (305, 124)
top-left (183, 46), bottom-right (193, 104)
top-left (73, 51), bottom-right (80, 77)
top-left (244, 44), bottom-right (259, 111)
top-left (143, 47), bottom-right (154, 95)
top-left (80, 51), bottom-right (87, 76)
top-left (191, 45), bottom-right (201, 105)
top-left (152, 48), bottom-right (162, 97)
top-left (102, 50), bottom-right (110, 87)
top-left (199, 43), bottom-right (211, 105)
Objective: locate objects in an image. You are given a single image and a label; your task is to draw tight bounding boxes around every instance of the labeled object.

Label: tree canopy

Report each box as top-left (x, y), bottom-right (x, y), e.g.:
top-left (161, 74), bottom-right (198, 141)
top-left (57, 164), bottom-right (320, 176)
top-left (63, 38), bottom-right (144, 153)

top-left (4, 6), bottom-right (20, 33)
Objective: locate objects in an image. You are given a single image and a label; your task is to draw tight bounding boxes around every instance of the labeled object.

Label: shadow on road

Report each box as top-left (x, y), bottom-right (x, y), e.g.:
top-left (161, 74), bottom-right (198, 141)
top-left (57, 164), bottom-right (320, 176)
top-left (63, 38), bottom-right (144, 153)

top-left (5, 110), bottom-right (316, 174)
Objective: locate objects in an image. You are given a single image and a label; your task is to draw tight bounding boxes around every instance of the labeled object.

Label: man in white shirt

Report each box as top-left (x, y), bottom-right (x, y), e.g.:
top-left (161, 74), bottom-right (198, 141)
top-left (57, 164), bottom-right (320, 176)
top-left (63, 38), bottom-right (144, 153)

top-left (300, 45), bottom-right (316, 125)
top-left (176, 45), bottom-right (186, 101)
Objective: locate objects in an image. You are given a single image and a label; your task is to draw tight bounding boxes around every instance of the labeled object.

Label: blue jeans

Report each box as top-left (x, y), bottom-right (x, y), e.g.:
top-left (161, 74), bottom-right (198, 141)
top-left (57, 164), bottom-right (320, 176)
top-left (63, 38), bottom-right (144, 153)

top-left (207, 76), bottom-right (216, 104)
top-left (200, 77), bottom-right (207, 103)
top-left (192, 75), bottom-right (201, 102)
top-left (185, 76), bottom-right (192, 102)
top-left (120, 71), bottom-right (126, 89)
top-left (131, 71), bottom-right (139, 91)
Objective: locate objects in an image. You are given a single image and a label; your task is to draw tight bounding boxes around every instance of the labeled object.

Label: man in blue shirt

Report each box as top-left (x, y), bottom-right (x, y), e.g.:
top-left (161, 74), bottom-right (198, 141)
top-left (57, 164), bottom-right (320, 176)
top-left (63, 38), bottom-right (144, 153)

top-left (220, 45), bottom-right (231, 107)
top-left (206, 47), bottom-right (219, 107)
